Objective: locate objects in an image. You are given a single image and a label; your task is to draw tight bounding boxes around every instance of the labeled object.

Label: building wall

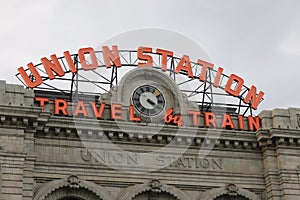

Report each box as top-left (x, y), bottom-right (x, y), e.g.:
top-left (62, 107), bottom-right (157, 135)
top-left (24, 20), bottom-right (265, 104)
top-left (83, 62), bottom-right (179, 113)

top-left (0, 81), bottom-right (299, 200)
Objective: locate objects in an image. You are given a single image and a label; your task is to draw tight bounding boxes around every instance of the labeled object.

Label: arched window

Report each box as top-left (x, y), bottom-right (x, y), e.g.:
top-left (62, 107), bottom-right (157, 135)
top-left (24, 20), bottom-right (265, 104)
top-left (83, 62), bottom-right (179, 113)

top-left (117, 179), bottom-right (190, 200)
top-left (43, 186), bottom-right (101, 200)
top-left (59, 198), bottom-right (84, 200)
top-left (133, 190), bottom-right (179, 200)
top-left (33, 175), bottom-right (112, 200)
top-left (198, 184), bottom-right (260, 200)
top-left (214, 194), bottom-right (249, 200)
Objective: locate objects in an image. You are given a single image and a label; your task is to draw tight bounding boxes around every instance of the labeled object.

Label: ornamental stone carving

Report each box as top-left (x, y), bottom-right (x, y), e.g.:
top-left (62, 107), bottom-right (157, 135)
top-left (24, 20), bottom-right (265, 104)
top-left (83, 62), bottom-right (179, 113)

top-left (67, 175), bottom-right (81, 188)
top-left (225, 183), bottom-right (238, 196)
top-left (149, 179), bottom-right (162, 193)
top-left (198, 184), bottom-right (260, 200)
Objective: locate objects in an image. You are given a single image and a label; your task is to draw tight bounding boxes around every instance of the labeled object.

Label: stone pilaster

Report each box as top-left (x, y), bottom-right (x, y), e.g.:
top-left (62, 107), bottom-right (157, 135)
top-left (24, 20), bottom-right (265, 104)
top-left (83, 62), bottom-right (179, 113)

top-left (258, 108), bottom-right (300, 200)
top-left (0, 81), bottom-right (40, 200)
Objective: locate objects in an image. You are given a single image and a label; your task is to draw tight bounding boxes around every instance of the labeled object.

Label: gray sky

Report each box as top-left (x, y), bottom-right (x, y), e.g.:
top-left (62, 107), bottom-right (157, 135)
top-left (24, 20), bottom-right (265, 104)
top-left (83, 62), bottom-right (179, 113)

top-left (0, 0), bottom-right (300, 112)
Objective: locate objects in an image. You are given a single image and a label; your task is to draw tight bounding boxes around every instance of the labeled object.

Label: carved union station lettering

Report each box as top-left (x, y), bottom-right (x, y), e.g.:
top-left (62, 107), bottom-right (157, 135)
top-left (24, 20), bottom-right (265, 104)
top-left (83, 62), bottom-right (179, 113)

top-left (81, 149), bottom-right (223, 170)
top-left (81, 149), bottom-right (139, 166)
top-left (156, 155), bottom-right (223, 170)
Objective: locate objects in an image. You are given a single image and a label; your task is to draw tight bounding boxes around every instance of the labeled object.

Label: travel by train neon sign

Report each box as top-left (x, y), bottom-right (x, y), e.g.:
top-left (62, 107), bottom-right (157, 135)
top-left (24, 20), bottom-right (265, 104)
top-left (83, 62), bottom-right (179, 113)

top-left (16, 45), bottom-right (265, 131)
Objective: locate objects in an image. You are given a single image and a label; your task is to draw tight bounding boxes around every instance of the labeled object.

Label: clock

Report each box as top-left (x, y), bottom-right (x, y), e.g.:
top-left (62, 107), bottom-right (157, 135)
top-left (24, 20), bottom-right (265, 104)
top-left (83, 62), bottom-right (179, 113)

top-left (113, 67), bottom-right (187, 122)
top-left (132, 85), bottom-right (165, 116)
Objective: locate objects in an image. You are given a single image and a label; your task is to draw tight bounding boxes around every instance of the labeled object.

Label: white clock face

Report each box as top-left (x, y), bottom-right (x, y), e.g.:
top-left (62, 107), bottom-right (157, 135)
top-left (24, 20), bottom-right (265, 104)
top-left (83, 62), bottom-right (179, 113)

top-left (132, 85), bottom-right (165, 116)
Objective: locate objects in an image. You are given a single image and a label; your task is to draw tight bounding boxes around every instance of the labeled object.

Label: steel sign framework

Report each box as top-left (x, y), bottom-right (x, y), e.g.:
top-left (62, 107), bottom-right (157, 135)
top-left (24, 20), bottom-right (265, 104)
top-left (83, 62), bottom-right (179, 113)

top-left (15, 50), bottom-right (262, 116)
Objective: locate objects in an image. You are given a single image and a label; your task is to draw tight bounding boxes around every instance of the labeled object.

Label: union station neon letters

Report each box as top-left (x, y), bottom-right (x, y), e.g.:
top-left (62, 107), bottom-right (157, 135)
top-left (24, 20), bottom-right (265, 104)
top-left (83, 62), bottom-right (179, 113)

top-left (18, 45), bottom-right (264, 110)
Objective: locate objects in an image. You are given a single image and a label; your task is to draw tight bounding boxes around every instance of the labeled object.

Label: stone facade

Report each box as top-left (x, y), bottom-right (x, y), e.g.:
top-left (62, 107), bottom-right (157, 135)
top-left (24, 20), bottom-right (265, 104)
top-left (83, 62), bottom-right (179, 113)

top-left (0, 80), bottom-right (299, 200)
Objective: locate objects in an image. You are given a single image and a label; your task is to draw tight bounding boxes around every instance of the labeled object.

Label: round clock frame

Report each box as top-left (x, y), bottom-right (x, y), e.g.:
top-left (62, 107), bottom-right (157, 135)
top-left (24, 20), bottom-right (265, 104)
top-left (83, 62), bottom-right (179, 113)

top-left (131, 84), bottom-right (166, 117)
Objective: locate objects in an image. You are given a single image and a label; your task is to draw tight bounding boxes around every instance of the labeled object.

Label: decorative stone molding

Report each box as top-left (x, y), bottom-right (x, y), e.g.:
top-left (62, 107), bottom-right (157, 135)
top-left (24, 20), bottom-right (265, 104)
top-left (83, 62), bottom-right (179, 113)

top-left (257, 128), bottom-right (300, 148)
top-left (35, 114), bottom-right (261, 150)
top-left (197, 183), bottom-right (260, 200)
top-left (67, 174), bottom-right (81, 188)
top-left (149, 179), bottom-right (163, 193)
top-left (0, 107), bottom-right (41, 129)
top-left (117, 179), bottom-right (190, 200)
top-left (297, 166), bottom-right (300, 185)
top-left (225, 183), bottom-right (239, 196)
top-left (33, 175), bottom-right (112, 200)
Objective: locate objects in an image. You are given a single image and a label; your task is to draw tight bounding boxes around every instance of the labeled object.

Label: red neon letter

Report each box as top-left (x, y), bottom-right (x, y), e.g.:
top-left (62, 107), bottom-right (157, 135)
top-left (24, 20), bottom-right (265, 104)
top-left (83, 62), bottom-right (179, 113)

top-left (35, 97), bottom-right (49, 111)
top-left (213, 67), bottom-right (224, 87)
top-left (197, 59), bottom-right (214, 82)
top-left (248, 116), bottom-right (260, 131)
top-left (162, 108), bottom-right (183, 127)
top-left (174, 55), bottom-right (194, 78)
top-left (156, 48), bottom-right (173, 71)
top-left (204, 112), bottom-right (217, 128)
top-left (238, 115), bottom-right (245, 130)
top-left (73, 101), bottom-right (89, 117)
top-left (188, 110), bottom-right (201, 126)
top-left (225, 74), bottom-right (244, 97)
top-left (138, 46), bottom-right (153, 67)
top-left (41, 54), bottom-right (65, 80)
top-left (18, 63), bottom-right (43, 88)
top-left (63, 51), bottom-right (77, 73)
top-left (54, 99), bottom-right (68, 116)
top-left (78, 47), bottom-right (98, 70)
top-left (129, 105), bottom-right (141, 121)
top-left (90, 102), bottom-right (106, 118)
top-left (243, 86), bottom-right (265, 110)
top-left (111, 104), bottom-right (122, 120)
top-left (221, 114), bottom-right (235, 129)
top-left (102, 45), bottom-right (121, 68)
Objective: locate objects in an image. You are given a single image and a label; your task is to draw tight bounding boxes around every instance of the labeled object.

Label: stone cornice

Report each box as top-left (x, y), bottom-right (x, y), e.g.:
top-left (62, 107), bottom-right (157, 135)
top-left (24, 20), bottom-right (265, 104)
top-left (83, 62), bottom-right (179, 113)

top-left (34, 115), bottom-right (260, 150)
top-left (0, 103), bottom-right (262, 150)
top-left (256, 128), bottom-right (300, 147)
top-left (0, 105), bottom-right (42, 129)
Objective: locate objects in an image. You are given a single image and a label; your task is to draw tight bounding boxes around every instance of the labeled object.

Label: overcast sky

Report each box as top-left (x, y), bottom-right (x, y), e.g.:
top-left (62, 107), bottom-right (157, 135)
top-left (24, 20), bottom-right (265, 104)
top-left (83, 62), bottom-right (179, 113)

top-left (0, 0), bottom-right (299, 113)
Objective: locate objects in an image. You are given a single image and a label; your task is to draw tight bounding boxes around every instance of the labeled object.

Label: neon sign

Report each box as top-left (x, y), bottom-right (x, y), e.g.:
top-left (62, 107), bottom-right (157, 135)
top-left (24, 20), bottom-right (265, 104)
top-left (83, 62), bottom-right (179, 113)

top-left (18, 45), bottom-right (264, 110)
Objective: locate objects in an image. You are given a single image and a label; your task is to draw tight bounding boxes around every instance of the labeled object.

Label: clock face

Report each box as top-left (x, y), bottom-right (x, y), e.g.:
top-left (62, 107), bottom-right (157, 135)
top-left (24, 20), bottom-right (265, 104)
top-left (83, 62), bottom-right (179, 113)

top-left (132, 85), bottom-right (165, 116)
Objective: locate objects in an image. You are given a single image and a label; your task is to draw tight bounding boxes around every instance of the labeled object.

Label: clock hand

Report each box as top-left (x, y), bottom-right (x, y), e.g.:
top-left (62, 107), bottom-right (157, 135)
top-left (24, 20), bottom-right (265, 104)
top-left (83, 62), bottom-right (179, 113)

top-left (147, 99), bottom-right (156, 106)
